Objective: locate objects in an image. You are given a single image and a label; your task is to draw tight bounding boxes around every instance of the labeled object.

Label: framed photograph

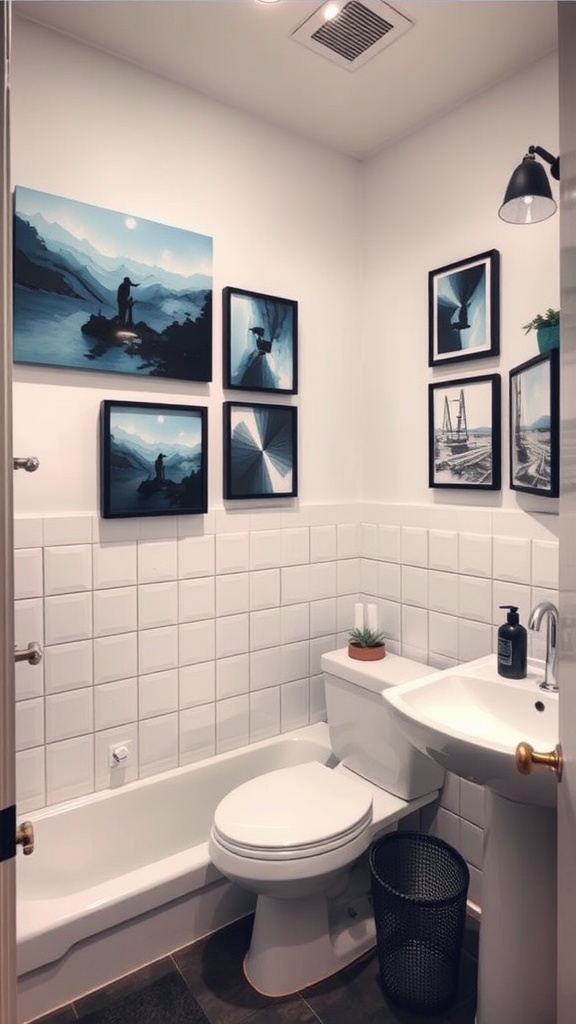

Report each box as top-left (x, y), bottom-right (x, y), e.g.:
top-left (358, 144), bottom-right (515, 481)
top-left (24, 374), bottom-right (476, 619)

top-left (101, 401), bottom-right (208, 518)
top-left (14, 186), bottom-right (213, 381)
top-left (509, 351), bottom-right (559, 497)
top-left (429, 249), bottom-right (500, 366)
top-left (223, 286), bottom-right (297, 393)
top-left (223, 402), bottom-right (297, 499)
top-left (429, 374), bottom-right (501, 490)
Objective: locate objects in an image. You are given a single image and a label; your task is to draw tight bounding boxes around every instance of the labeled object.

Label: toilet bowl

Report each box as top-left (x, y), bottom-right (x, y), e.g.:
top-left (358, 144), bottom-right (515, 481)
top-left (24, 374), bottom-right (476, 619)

top-left (208, 648), bottom-right (445, 997)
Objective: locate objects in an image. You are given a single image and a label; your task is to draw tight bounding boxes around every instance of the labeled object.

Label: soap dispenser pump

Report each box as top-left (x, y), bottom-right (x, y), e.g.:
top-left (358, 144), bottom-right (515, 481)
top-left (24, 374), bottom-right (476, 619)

top-left (497, 605), bottom-right (527, 679)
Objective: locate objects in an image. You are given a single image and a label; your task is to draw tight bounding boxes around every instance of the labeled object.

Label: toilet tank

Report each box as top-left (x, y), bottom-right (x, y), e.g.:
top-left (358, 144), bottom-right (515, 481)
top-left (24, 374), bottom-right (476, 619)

top-left (321, 648), bottom-right (444, 800)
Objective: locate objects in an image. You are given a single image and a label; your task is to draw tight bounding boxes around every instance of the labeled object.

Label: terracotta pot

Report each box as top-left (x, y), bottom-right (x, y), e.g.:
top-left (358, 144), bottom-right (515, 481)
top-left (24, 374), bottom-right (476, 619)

top-left (348, 643), bottom-right (386, 661)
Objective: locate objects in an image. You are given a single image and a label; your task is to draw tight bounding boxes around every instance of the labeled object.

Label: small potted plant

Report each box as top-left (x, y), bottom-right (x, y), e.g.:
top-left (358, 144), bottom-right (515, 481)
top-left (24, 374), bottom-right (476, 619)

top-left (348, 626), bottom-right (386, 661)
top-left (523, 308), bottom-right (560, 353)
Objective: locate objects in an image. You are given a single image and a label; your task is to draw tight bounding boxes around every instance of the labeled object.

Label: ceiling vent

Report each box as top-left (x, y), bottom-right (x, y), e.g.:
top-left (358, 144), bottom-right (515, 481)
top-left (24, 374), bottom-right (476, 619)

top-left (291, 0), bottom-right (413, 71)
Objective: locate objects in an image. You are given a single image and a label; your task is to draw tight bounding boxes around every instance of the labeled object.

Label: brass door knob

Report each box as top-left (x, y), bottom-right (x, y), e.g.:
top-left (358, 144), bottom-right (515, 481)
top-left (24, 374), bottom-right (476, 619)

top-left (16, 821), bottom-right (34, 855)
top-left (515, 741), bottom-right (562, 780)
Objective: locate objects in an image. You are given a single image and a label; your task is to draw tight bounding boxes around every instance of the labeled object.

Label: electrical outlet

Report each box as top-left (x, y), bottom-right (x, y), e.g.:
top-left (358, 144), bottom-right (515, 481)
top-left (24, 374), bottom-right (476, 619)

top-left (109, 740), bottom-right (133, 768)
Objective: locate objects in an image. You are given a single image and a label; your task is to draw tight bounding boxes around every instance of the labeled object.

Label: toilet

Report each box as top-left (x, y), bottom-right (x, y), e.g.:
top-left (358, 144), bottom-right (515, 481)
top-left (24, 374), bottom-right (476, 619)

top-left (208, 647), bottom-right (445, 997)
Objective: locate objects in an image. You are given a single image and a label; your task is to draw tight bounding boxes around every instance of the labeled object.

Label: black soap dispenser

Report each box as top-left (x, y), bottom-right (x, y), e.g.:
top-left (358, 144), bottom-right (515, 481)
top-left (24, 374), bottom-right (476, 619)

top-left (497, 605), bottom-right (527, 679)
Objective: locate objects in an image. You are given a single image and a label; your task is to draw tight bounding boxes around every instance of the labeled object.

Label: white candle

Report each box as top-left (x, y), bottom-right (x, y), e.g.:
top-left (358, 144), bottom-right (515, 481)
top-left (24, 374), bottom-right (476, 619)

top-left (354, 603), bottom-right (364, 630)
top-left (367, 603), bottom-right (378, 632)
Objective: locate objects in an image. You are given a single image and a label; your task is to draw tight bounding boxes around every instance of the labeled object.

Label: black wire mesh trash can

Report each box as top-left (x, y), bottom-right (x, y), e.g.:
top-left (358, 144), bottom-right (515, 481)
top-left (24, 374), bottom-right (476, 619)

top-left (369, 831), bottom-right (470, 1015)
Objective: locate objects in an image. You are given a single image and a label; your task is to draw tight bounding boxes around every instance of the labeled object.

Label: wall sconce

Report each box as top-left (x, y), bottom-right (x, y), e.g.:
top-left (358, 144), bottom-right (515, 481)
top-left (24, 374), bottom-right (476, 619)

top-left (499, 145), bottom-right (560, 224)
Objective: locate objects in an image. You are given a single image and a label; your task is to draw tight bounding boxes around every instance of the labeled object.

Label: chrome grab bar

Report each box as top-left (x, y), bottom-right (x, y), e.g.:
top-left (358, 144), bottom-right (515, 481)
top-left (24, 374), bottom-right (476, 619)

top-left (13, 457), bottom-right (39, 472)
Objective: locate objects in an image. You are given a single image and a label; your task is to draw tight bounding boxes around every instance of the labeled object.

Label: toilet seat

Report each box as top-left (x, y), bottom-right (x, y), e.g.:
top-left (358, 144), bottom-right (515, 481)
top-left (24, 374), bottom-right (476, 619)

top-left (212, 761), bottom-right (373, 861)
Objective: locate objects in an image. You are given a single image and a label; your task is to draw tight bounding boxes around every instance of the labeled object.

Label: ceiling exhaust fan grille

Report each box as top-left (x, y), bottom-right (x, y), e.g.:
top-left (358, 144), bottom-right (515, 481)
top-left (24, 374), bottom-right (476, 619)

top-left (312, 1), bottom-right (393, 62)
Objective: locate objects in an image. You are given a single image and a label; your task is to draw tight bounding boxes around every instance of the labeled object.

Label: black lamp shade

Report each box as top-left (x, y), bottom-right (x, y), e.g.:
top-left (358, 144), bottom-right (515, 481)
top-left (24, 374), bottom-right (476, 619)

top-left (499, 155), bottom-right (557, 224)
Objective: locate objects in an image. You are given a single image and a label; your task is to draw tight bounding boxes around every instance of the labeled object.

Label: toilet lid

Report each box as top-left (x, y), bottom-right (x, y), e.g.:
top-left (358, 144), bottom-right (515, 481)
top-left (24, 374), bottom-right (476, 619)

top-left (212, 761), bottom-right (373, 860)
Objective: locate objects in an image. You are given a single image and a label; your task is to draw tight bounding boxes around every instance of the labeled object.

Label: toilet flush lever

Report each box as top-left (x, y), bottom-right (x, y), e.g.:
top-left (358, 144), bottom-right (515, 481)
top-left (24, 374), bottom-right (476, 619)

top-left (14, 642), bottom-right (43, 666)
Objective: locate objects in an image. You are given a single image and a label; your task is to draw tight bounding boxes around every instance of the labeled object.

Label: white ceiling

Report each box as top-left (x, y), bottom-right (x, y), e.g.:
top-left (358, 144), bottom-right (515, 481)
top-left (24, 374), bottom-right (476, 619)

top-left (13, 0), bottom-right (558, 160)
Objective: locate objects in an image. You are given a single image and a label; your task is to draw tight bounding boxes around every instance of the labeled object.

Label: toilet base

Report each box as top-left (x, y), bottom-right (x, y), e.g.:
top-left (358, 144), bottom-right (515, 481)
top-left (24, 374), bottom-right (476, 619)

top-left (244, 865), bottom-right (376, 997)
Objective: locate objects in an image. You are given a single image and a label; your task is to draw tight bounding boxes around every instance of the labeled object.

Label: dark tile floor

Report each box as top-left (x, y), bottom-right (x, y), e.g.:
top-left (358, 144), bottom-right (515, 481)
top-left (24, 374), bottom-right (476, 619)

top-left (32, 914), bottom-right (478, 1024)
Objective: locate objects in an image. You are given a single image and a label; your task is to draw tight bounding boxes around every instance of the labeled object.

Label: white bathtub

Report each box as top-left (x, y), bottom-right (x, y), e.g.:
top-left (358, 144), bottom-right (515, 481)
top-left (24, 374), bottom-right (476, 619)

top-left (17, 722), bottom-right (333, 1023)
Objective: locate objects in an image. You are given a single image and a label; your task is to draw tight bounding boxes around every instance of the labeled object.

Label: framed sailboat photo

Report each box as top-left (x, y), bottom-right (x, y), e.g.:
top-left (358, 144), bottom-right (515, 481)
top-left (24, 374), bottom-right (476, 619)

top-left (509, 351), bottom-right (559, 497)
top-left (429, 374), bottom-right (501, 490)
top-left (428, 250), bottom-right (500, 367)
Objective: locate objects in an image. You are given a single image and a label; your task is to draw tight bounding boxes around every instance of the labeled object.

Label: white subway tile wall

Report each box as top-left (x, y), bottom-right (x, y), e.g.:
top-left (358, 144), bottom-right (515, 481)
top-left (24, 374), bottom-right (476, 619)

top-left (13, 505), bottom-right (559, 907)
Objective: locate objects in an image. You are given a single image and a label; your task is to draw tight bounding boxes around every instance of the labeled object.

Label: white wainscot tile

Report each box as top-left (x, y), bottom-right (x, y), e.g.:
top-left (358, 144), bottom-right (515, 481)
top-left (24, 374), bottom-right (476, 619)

top-left (310, 525), bottom-right (337, 563)
top-left (216, 613), bottom-right (249, 659)
top-left (310, 635), bottom-right (337, 676)
top-left (14, 548), bottom-right (43, 599)
top-left (281, 527), bottom-right (310, 566)
top-left (378, 561), bottom-right (401, 602)
top-left (250, 608), bottom-right (281, 651)
top-left (492, 582), bottom-right (531, 626)
top-left (428, 530), bottom-right (458, 573)
top-left (216, 573), bottom-right (250, 617)
top-left (93, 520), bottom-right (139, 544)
top-left (467, 865), bottom-right (483, 908)
top-left (282, 603), bottom-right (310, 644)
top-left (139, 518), bottom-right (178, 541)
top-left (46, 735), bottom-right (94, 805)
top-left (401, 566), bottom-right (428, 608)
top-left (250, 646), bottom-right (281, 692)
top-left (422, 806), bottom-right (460, 851)
top-left (428, 653), bottom-right (458, 671)
top-left (281, 679), bottom-right (310, 732)
top-left (139, 713), bottom-right (178, 778)
top-left (45, 688), bottom-right (93, 743)
top-left (459, 533), bottom-right (492, 578)
top-left (138, 539), bottom-right (178, 584)
top-left (94, 723), bottom-right (138, 790)
top-left (16, 698), bottom-right (44, 750)
top-left (44, 545), bottom-right (92, 597)
top-left (138, 581), bottom-right (178, 629)
top-left (337, 523), bottom-right (359, 560)
top-left (139, 625), bottom-right (178, 675)
top-left (493, 536), bottom-right (531, 585)
top-left (179, 703), bottom-right (216, 765)
top-left (250, 529), bottom-right (281, 570)
top-left (337, 559), bottom-right (360, 597)
top-left (428, 612), bottom-right (459, 660)
top-left (138, 669), bottom-right (178, 720)
top-left (532, 540), bottom-right (559, 590)
top-left (44, 640), bottom-right (93, 694)
top-left (216, 695), bottom-right (250, 753)
top-left (310, 599), bottom-right (336, 639)
top-left (179, 661), bottom-right (216, 708)
top-left (178, 577), bottom-right (215, 623)
top-left (401, 606), bottom-right (428, 650)
top-left (309, 561), bottom-right (337, 601)
top-left (360, 523), bottom-right (378, 559)
top-left (16, 746), bottom-right (45, 813)
top-left (43, 516), bottom-right (92, 546)
top-left (45, 593), bottom-right (92, 645)
top-left (179, 533), bottom-right (215, 578)
top-left (216, 654), bottom-right (250, 700)
top-left (94, 677), bottom-right (138, 730)
top-left (438, 772), bottom-right (460, 814)
top-left (458, 619), bottom-right (493, 662)
top-left (378, 524), bottom-right (400, 563)
top-left (401, 643), bottom-right (427, 664)
top-left (93, 632), bottom-right (138, 684)
top-left (380, 600), bottom-right (401, 642)
top-left (460, 779), bottom-right (486, 828)
top-left (93, 586), bottom-right (137, 637)
top-left (216, 533), bottom-right (250, 574)
top-left (281, 640), bottom-right (309, 684)
top-left (401, 527), bottom-right (428, 568)
top-left (179, 620), bottom-right (215, 666)
top-left (281, 565), bottom-right (310, 605)
top-left (428, 572), bottom-right (458, 616)
top-left (14, 598), bottom-right (44, 700)
top-left (360, 559), bottom-right (378, 596)
top-left (309, 674), bottom-right (327, 724)
top-left (14, 518), bottom-right (43, 550)
top-left (460, 819), bottom-right (484, 871)
top-left (458, 576), bottom-right (492, 623)
top-left (250, 687), bottom-right (281, 742)
top-left (337, 595), bottom-right (359, 634)
top-left (93, 541), bottom-right (137, 589)
top-left (250, 569), bottom-right (280, 611)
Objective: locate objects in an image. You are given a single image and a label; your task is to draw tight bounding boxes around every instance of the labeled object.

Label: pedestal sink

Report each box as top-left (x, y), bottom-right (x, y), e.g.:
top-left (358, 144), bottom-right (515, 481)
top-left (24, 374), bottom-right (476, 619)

top-left (383, 654), bottom-right (558, 1024)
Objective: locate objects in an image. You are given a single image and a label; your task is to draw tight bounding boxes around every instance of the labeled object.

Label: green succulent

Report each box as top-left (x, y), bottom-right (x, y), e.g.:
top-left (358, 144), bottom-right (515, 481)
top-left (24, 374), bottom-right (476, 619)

top-left (523, 308), bottom-right (560, 334)
top-left (348, 627), bottom-right (386, 648)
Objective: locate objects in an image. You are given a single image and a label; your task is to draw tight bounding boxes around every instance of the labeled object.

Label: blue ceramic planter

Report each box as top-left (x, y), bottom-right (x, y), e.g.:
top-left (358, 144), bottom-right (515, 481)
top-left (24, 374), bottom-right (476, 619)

top-left (537, 324), bottom-right (560, 353)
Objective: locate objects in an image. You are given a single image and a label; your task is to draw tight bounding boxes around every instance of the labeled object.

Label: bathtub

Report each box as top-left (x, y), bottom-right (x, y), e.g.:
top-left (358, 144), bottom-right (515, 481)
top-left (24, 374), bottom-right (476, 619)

top-left (17, 722), bottom-right (333, 1023)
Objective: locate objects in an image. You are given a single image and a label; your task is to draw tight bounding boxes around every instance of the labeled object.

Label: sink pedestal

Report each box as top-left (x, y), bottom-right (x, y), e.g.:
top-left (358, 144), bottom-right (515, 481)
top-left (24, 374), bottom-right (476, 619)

top-left (476, 792), bottom-right (556, 1024)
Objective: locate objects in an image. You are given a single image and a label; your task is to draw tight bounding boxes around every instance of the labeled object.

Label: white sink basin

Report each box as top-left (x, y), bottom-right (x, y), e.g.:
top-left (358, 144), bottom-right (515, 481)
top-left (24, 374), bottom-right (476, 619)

top-left (383, 654), bottom-right (558, 807)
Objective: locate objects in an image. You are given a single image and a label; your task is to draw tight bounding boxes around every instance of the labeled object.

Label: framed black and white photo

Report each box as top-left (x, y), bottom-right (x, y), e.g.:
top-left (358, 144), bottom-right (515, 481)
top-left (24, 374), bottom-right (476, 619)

top-left (429, 250), bottom-right (500, 367)
top-left (509, 351), bottom-right (559, 497)
top-left (223, 286), bottom-right (297, 394)
top-left (101, 400), bottom-right (208, 518)
top-left (223, 402), bottom-right (297, 499)
top-left (429, 374), bottom-right (501, 490)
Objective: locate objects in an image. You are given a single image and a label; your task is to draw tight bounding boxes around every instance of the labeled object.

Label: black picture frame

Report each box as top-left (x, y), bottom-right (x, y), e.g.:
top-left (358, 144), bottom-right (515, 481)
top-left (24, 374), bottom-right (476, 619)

top-left (429, 249), bottom-right (500, 367)
top-left (429, 374), bottom-right (501, 490)
top-left (101, 400), bottom-right (208, 518)
top-left (223, 286), bottom-right (298, 394)
top-left (509, 350), bottom-right (559, 497)
top-left (223, 401), bottom-right (298, 499)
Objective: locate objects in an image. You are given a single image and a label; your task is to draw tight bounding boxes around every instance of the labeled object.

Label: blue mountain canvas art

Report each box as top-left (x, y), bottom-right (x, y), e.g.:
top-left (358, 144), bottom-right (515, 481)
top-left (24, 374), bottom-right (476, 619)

top-left (14, 187), bottom-right (213, 381)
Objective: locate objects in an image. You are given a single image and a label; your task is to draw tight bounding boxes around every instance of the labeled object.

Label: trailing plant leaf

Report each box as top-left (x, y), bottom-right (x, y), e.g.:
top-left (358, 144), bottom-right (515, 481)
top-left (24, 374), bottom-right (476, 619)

top-left (523, 308), bottom-right (560, 334)
top-left (348, 626), bottom-right (386, 648)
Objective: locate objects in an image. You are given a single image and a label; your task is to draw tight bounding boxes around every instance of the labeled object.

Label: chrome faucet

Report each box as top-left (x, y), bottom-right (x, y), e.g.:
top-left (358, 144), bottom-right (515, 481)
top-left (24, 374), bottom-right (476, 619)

top-left (528, 601), bottom-right (559, 692)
